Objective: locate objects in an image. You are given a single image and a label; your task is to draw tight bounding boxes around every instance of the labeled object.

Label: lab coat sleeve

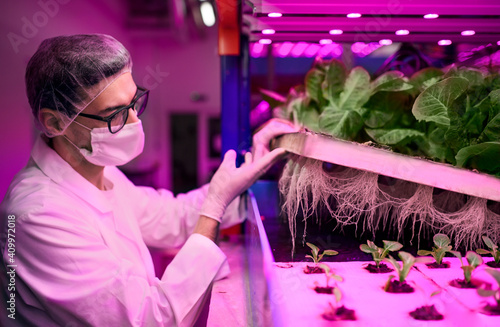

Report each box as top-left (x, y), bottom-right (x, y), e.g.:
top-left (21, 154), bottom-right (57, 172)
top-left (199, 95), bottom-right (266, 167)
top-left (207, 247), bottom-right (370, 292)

top-left (13, 205), bottom-right (226, 327)
top-left (108, 167), bottom-right (243, 248)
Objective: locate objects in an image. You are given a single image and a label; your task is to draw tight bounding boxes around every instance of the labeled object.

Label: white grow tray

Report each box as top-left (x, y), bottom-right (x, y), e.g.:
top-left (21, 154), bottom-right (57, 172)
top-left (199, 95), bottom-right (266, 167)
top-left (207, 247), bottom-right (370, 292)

top-left (244, 192), bottom-right (500, 326)
top-left (273, 132), bottom-right (500, 202)
top-left (243, 132), bottom-right (500, 326)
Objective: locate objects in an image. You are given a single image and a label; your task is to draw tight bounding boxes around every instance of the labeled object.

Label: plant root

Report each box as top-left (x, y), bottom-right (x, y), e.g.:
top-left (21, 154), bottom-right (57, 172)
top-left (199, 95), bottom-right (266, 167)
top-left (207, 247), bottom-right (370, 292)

top-left (279, 156), bottom-right (500, 255)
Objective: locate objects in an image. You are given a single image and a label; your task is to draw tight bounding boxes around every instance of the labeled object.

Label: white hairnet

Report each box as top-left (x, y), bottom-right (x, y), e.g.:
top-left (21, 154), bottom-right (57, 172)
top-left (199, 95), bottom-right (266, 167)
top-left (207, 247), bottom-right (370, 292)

top-left (25, 34), bottom-right (132, 137)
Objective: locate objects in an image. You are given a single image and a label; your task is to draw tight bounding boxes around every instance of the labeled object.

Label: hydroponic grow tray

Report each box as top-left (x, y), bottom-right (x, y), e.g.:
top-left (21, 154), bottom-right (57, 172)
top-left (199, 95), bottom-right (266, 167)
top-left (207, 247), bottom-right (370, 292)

top-left (274, 132), bottom-right (500, 202)
top-left (244, 191), bottom-right (500, 327)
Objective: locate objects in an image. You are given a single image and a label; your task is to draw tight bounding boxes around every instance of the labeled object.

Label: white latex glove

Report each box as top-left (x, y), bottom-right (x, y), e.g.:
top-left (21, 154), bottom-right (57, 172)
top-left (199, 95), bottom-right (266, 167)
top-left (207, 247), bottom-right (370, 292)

top-left (252, 118), bottom-right (299, 162)
top-left (200, 119), bottom-right (299, 221)
top-left (200, 149), bottom-right (285, 221)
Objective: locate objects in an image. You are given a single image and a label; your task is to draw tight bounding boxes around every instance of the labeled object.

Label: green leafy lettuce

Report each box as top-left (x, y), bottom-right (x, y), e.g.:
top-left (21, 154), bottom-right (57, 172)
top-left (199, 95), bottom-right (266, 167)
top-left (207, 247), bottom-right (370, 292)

top-left (263, 58), bottom-right (500, 177)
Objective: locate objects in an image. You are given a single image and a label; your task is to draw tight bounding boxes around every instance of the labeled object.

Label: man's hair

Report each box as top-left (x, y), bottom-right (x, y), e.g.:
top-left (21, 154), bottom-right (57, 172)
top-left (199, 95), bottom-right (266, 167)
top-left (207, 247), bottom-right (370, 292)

top-left (25, 34), bottom-right (132, 136)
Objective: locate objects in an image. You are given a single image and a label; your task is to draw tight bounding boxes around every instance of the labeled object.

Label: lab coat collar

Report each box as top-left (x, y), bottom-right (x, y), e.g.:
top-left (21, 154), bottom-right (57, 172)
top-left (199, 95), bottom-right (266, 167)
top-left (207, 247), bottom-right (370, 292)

top-left (31, 135), bottom-right (113, 213)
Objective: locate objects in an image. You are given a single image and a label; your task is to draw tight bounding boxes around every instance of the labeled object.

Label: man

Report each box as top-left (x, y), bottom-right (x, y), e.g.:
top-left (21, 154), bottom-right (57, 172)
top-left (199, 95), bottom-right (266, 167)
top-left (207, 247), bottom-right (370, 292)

top-left (0, 34), bottom-right (297, 326)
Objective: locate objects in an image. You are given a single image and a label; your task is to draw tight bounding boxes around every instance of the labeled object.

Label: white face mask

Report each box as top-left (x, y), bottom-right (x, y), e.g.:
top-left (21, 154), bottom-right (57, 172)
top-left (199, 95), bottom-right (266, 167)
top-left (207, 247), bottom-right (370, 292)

top-left (65, 120), bottom-right (145, 166)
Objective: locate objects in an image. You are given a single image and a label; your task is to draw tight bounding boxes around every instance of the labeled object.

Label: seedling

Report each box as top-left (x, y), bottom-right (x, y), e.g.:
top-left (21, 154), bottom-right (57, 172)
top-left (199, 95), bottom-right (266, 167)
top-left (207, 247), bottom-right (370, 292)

top-left (476, 236), bottom-right (500, 266)
top-left (417, 233), bottom-right (453, 266)
top-left (318, 263), bottom-right (343, 290)
top-left (384, 251), bottom-right (415, 285)
top-left (306, 242), bottom-right (338, 264)
top-left (450, 251), bottom-right (483, 286)
top-left (360, 240), bottom-right (403, 268)
top-left (383, 251), bottom-right (430, 293)
top-left (312, 263), bottom-right (343, 293)
top-left (317, 265), bottom-right (357, 321)
top-left (476, 269), bottom-right (500, 315)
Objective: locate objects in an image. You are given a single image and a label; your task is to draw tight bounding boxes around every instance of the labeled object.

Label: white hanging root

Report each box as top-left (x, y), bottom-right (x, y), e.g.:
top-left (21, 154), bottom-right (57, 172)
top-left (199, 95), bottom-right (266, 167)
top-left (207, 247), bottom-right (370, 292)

top-left (393, 184), bottom-right (435, 246)
top-left (434, 197), bottom-right (492, 250)
top-left (279, 156), bottom-right (500, 254)
top-left (432, 190), bottom-right (467, 213)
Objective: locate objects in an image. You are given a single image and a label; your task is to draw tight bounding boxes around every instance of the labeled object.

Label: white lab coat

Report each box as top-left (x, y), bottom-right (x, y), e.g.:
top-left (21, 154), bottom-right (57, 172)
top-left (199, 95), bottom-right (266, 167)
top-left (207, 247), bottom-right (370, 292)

top-left (0, 135), bottom-right (243, 326)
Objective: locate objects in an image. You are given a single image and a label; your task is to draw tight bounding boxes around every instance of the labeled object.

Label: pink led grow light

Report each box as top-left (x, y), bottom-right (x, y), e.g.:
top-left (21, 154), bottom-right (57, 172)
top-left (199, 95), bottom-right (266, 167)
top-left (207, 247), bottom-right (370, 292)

top-left (275, 42), bottom-right (294, 57)
top-left (247, 1), bottom-right (500, 44)
top-left (251, 42), bottom-right (265, 57)
top-left (346, 13), bottom-right (361, 18)
top-left (304, 43), bottom-right (321, 57)
top-left (317, 44), bottom-right (332, 57)
top-left (290, 42), bottom-right (308, 57)
top-left (267, 12), bottom-right (282, 18)
top-left (461, 30), bottom-right (476, 36)
top-left (424, 13), bottom-right (439, 19)
top-left (438, 39), bottom-right (452, 46)
top-left (329, 29), bottom-right (343, 35)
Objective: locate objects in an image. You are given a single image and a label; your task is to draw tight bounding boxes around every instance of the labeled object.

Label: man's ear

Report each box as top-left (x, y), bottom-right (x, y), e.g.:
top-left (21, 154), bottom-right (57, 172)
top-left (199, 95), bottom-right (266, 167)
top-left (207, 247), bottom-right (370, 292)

top-left (39, 108), bottom-right (64, 135)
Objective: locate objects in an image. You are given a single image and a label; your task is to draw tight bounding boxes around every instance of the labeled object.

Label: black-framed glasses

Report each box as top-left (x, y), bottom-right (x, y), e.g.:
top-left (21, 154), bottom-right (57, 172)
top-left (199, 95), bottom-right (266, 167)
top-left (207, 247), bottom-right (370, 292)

top-left (78, 86), bottom-right (149, 134)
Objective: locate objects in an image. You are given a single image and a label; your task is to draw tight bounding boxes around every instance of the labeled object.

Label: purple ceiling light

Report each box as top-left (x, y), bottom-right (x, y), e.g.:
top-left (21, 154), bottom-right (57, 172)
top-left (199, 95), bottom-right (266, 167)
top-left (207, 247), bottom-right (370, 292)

top-left (424, 13), bottom-right (439, 19)
top-left (329, 29), bottom-right (343, 35)
top-left (246, 1), bottom-right (500, 45)
top-left (438, 39), bottom-right (452, 46)
top-left (352, 42), bottom-right (382, 57)
top-left (347, 13), bottom-right (362, 18)
top-left (250, 42), bottom-right (265, 58)
top-left (259, 39), bottom-right (272, 45)
top-left (379, 39), bottom-right (393, 46)
top-left (461, 30), bottom-right (475, 36)
top-left (351, 42), bottom-right (366, 54)
top-left (290, 42), bottom-right (309, 57)
top-left (319, 39), bottom-right (333, 45)
top-left (331, 43), bottom-right (343, 57)
top-left (262, 29), bottom-right (276, 35)
top-left (318, 43), bottom-right (335, 57)
top-left (304, 43), bottom-right (321, 57)
top-left (276, 42), bottom-right (294, 57)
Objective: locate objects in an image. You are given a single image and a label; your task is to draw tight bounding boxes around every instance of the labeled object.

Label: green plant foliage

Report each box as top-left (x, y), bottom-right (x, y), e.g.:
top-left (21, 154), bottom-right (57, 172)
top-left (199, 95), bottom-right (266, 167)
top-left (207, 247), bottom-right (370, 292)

top-left (451, 250), bottom-right (484, 283)
top-left (360, 240), bottom-right (403, 268)
top-left (317, 264), bottom-right (344, 304)
top-left (412, 77), bottom-right (469, 126)
top-left (384, 251), bottom-right (416, 283)
top-left (263, 60), bottom-right (500, 177)
top-left (305, 242), bottom-right (339, 264)
top-left (476, 236), bottom-right (500, 264)
top-left (417, 233), bottom-right (453, 265)
top-left (455, 142), bottom-right (500, 175)
top-left (409, 67), bottom-right (444, 94)
top-left (318, 263), bottom-right (344, 289)
top-left (477, 269), bottom-right (500, 306)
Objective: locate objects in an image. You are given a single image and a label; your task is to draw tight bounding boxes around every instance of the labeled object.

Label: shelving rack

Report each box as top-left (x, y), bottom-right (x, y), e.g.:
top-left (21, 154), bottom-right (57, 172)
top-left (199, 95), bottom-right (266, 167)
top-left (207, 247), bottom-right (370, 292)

top-left (214, 1), bottom-right (500, 325)
top-left (216, 0), bottom-right (500, 159)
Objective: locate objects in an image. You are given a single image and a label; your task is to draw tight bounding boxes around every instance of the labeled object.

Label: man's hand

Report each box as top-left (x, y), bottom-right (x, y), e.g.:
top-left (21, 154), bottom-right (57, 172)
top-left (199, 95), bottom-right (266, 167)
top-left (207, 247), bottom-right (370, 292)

top-left (199, 118), bottom-right (299, 222)
top-left (252, 118), bottom-right (299, 161)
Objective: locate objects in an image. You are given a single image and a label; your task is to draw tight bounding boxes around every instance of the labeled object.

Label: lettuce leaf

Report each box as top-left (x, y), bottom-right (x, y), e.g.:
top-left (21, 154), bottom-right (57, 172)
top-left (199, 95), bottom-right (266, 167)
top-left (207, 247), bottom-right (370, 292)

top-left (412, 77), bottom-right (469, 126)
top-left (319, 107), bottom-right (363, 140)
top-left (455, 142), bottom-right (500, 176)
top-left (365, 128), bottom-right (424, 145)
